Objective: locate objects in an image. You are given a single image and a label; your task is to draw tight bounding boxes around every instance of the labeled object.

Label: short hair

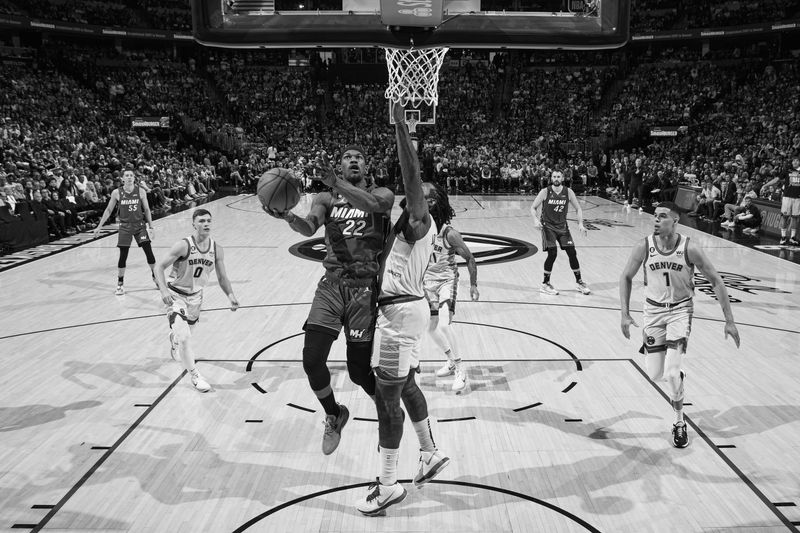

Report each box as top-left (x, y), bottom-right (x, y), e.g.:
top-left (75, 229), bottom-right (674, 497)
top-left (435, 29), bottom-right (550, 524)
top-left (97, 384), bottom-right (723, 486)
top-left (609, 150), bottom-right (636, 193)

top-left (192, 208), bottom-right (212, 220)
top-left (656, 201), bottom-right (680, 217)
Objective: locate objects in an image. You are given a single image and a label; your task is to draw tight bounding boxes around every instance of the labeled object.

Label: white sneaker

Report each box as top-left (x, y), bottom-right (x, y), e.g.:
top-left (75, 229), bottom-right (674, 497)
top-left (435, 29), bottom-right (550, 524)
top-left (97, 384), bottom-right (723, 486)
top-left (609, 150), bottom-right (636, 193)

top-left (114, 284), bottom-right (124, 296)
top-left (414, 450), bottom-right (451, 488)
top-left (436, 361), bottom-right (455, 377)
top-left (540, 282), bottom-right (559, 295)
top-left (576, 281), bottom-right (591, 295)
top-left (355, 478), bottom-right (407, 516)
top-left (169, 332), bottom-right (179, 361)
top-left (452, 367), bottom-right (467, 392)
top-left (191, 370), bottom-right (211, 392)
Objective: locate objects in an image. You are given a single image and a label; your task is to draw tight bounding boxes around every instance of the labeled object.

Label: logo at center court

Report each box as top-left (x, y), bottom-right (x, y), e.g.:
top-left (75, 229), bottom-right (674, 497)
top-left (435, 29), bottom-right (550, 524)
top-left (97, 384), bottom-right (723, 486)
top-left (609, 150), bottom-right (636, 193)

top-left (289, 233), bottom-right (538, 266)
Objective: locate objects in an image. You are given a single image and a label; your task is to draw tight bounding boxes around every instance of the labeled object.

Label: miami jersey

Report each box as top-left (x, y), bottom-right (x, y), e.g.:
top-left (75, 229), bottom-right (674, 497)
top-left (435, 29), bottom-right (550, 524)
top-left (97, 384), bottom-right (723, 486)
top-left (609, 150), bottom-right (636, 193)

top-left (168, 236), bottom-right (216, 295)
top-left (541, 186), bottom-right (570, 231)
top-left (425, 224), bottom-right (458, 284)
top-left (642, 234), bottom-right (694, 305)
top-left (118, 186), bottom-right (144, 232)
top-left (323, 189), bottom-right (390, 280)
top-left (379, 218), bottom-right (437, 304)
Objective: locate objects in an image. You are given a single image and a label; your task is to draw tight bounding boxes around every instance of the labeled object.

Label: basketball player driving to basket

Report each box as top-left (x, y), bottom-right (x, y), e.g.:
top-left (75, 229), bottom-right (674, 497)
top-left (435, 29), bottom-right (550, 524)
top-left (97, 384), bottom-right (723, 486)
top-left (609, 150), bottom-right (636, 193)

top-left (265, 146), bottom-right (394, 456)
top-left (355, 102), bottom-right (450, 516)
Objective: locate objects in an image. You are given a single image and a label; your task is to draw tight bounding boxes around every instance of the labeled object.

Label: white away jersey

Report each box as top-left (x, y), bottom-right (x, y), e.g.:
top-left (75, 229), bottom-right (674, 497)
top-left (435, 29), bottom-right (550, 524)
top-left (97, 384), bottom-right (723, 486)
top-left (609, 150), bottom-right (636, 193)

top-left (425, 224), bottom-right (458, 284)
top-left (168, 236), bottom-right (216, 295)
top-left (642, 234), bottom-right (694, 305)
top-left (379, 218), bottom-right (438, 303)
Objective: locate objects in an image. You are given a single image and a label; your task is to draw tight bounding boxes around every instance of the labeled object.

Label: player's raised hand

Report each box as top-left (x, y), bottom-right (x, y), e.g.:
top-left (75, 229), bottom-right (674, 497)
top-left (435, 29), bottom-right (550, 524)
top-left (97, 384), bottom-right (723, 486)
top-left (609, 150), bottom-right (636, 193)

top-left (313, 151), bottom-right (337, 187)
top-left (620, 313), bottom-right (638, 339)
top-left (724, 321), bottom-right (740, 348)
top-left (262, 205), bottom-right (292, 220)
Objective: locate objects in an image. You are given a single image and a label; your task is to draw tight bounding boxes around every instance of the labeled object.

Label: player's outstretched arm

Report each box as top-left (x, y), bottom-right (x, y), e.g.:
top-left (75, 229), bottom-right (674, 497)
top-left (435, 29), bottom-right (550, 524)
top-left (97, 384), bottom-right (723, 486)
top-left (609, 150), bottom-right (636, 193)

top-left (214, 243), bottom-right (239, 311)
top-left (155, 240), bottom-right (189, 305)
top-left (619, 238), bottom-right (647, 339)
top-left (314, 151), bottom-right (394, 214)
top-left (266, 193), bottom-right (328, 237)
top-left (393, 102), bottom-right (430, 240)
top-left (93, 189), bottom-right (119, 236)
top-left (447, 228), bottom-right (479, 301)
top-left (686, 240), bottom-right (740, 348)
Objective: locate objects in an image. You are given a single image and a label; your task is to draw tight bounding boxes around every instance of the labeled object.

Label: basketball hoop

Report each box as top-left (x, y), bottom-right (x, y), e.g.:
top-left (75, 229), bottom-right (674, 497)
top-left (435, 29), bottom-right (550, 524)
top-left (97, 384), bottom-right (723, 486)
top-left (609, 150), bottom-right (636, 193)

top-left (383, 47), bottom-right (449, 109)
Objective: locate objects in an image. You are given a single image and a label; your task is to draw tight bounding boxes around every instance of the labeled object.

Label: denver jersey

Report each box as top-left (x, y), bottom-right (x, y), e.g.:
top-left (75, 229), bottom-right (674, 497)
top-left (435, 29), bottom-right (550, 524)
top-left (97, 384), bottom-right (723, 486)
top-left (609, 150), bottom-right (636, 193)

top-left (541, 186), bottom-right (569, 231)
top-left (642, 234), bottom-right (694, 305)
top-left (118, 186), bottom-right (144, 232)
top-left (323, 189), bottom-right (391, 280)
top-left (379, 218), bottom-right (438, 304)
top-left (425, 224), bottom-right (458, 284)
top-left (168, 236), bottom-right (216, 295)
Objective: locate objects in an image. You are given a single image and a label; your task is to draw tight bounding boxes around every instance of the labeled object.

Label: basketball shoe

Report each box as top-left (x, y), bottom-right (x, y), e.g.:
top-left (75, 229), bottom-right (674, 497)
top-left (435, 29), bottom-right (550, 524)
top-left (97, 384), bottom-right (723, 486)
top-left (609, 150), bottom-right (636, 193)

top-left (114, 284), bottom-right (124, 296)
top-left (672, 421), bottom-right (689, 448)
top-left (540, 282), bottom-right (559, 295)
top-left (790, 238), bottom-right (800, 246)
top-left (436, 360), bottom-right (456, 377)
top-left (452, 367), bottom-right (467, 392)
top-left (356, 478), bottom-right (407, 516)
top-left (576, 281), bottom-right (591, 294)
top-left (322, 404), bottom-right (349, 455)
top-left (190, 369), bottom-right (211, 392)
top-left (414, 450), bottom-right (451, 488)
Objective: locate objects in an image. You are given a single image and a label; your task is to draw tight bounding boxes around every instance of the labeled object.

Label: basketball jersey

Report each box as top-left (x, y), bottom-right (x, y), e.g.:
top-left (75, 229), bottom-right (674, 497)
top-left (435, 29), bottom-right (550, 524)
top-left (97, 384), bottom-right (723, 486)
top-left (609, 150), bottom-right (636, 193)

top-left (784, 167), bottom-right (800, 198)
top-left (642, 234), bottom-right (694, 305)
top-left (168, 236), bottom-right (216, 295)
top-left (117, 186), bottom-right (144, 232)
top-left (379, 218), bottom-right (438, 303)
top-left (541, 186), bottom-right (569, 231)
top-left (425, 224), bottom-right (458, 284)
top-left (323, 189), bottom-right (391, 280)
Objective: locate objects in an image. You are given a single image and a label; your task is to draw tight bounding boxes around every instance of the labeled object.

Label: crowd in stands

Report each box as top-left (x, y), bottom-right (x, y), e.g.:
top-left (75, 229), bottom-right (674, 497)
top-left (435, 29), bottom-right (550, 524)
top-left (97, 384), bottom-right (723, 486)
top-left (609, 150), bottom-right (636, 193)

top-left (2, 33), bottom-right (800, 250)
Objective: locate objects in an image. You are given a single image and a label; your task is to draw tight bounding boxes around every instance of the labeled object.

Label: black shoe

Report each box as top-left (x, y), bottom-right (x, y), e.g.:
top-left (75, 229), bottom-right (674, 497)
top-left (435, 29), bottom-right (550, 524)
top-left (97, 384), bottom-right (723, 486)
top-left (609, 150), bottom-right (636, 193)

top-left (672, 421), bottom-right (689, 448)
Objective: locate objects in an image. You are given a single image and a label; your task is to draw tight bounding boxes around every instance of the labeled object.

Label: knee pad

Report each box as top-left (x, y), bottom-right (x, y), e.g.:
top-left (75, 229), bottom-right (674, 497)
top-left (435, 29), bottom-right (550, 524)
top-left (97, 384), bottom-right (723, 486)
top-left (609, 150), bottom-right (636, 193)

top-left (302, 330), bottom-right (336, 389)
top-left (346, 342), bottom-right (375, 395)
top-left (117, 246), bottom-right (130, 269)
top-left (141, 241), bottom-right (156, 265)
top-left (171, 317), bottom-right (191, 343)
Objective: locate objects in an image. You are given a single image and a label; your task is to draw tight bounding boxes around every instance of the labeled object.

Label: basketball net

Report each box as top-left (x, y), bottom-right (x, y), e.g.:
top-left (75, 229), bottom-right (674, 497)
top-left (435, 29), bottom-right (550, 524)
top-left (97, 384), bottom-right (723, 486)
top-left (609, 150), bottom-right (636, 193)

top-left (384, 46), bottom-right (448, 148)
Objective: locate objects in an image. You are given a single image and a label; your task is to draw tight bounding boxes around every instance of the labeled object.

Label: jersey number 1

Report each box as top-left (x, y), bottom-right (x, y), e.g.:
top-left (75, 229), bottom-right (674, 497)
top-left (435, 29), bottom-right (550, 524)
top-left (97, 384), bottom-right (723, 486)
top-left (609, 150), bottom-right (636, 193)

top-left (663, 272), bottom-right (670, 287)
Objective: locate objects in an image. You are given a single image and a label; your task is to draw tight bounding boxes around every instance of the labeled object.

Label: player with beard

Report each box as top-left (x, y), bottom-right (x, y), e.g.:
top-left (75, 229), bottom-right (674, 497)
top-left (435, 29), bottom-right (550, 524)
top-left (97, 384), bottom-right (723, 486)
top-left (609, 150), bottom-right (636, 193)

top-left (266, 146), bottom-right (394, 455)
top-left (530, 170), bottom-right (590, 295)
top-left (424, 183), bottom-right (479, 392)
top-left (619, 202), bottom-right (740, 447)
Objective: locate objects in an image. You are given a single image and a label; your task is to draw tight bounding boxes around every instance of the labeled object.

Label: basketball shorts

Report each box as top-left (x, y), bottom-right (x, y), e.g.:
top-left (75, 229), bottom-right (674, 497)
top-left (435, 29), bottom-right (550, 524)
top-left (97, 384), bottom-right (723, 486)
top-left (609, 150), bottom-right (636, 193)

top-left (424, 277), bottom-right (458, 317)
top-left (167, 288), bottom-right (203, 326)
top-left (372, 298), bottom-right (428, 379)
top-left (781, 196), bottom-right (800, 217)
top-left (118, 227), bottom-right (150, 247)
top-left (641, 300), bottom-right (693, 354)
top-left (542, 225), bottom-right (574, 250)
top-left (304, 275), bottom-right (378, 343)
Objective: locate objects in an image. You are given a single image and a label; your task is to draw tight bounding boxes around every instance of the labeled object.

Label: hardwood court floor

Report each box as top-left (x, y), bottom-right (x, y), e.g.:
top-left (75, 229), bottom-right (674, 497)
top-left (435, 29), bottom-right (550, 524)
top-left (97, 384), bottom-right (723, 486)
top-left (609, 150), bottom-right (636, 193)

top-left (0, 194), bottom-right (798, 533)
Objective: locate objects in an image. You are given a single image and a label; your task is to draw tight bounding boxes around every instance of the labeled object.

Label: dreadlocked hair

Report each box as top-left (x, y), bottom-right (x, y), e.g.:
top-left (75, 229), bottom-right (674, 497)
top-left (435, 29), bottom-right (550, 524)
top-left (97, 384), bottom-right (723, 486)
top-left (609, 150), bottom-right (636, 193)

top-left (427, 182), bottom-right (455, 230)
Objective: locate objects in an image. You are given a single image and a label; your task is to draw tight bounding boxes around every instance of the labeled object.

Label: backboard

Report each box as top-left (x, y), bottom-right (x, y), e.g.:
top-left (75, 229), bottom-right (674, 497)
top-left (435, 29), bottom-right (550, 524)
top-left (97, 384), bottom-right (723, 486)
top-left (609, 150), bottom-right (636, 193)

top-left (192, 0), bottom-right (629, 49)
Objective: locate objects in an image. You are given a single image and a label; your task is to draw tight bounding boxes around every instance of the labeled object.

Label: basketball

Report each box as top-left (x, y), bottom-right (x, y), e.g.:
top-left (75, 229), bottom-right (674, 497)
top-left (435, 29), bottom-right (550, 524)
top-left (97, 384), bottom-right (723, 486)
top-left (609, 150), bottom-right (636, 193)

top-left (257, 168), bottom-right (301, 212)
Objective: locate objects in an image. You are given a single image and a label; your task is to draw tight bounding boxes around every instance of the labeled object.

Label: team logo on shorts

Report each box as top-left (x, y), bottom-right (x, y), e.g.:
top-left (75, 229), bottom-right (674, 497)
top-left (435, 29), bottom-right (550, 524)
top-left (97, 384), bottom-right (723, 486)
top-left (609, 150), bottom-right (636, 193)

top-left (646, 336), bottom-right (655, 345)
top-left (289, 233), bottom-right (538, 266)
